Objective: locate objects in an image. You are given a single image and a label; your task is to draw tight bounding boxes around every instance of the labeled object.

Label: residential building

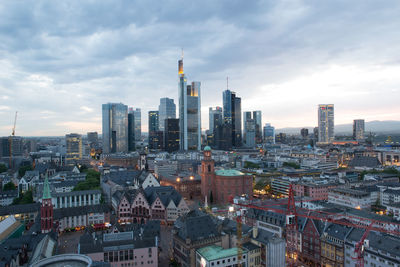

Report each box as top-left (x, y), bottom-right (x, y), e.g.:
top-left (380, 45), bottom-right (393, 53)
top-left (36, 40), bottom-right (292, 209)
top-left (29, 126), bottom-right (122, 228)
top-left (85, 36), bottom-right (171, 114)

top-left (0, 190), bottom-right (18, 206)
top-left (318, 104), bottom-right (334, 143)
top-left (250, 227), bottom-right (285, 267)
top-left (158, 97), bottom-right (176, 131)
top-left (164, 118), bottom-right (180, 153)
top-left (382, 189), bottom-right (400, 207)
top-left (102, 103), bottom-right (128, 153)
top-left (65, 133), bottom-right (82, 162)
top-left (300, 218), bottom-right (324, 266)
top-left (328, 188), bottom-right (372, 209)
top-left (320, 223), bottom-right (352, 267)
top-left (353, 119), bottom-right (365, 141)
top-left (178, 56), bottom-right (201, 151)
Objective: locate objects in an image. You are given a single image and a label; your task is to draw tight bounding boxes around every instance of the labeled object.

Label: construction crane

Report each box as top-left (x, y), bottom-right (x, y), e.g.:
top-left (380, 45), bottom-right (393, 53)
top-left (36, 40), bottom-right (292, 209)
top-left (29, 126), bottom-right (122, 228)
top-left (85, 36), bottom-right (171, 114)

top-left (232, 184), bottom-right (400, 267)
top-left (9, 111), bottom-right (18, 169)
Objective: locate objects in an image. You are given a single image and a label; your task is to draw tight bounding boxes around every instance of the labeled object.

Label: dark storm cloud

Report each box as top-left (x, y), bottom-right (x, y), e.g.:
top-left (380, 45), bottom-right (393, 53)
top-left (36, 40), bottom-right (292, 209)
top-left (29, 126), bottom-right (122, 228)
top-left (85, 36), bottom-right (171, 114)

top-left (0, 0), bottom-right (400, 135)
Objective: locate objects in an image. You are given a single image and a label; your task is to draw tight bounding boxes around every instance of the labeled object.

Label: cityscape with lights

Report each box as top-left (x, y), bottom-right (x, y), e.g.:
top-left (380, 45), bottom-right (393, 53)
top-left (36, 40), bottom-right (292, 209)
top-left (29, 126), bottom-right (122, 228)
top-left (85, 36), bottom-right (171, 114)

top-left (1, 2), bottom-right (400, 267)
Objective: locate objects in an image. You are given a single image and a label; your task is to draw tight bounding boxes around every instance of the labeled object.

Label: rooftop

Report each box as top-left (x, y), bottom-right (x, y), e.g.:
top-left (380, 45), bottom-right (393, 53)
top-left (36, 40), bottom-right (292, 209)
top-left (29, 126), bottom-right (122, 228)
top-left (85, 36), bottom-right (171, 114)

top-left (215, 169), bottom-right (245, 177)
top-left (197, 245), bottom-right (241, 261)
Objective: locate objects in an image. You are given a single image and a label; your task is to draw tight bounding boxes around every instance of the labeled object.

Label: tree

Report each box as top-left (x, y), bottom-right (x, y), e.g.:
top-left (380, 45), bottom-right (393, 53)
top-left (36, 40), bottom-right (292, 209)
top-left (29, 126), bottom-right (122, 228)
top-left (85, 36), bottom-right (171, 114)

top-left (209, 191), bottom-right (214, 204)
top-left (3, 181), bottom-right (16, 191)
top-left (244, 161), bottom-right (260, 169)
top-left (12, 190), bottom-right (34, 205)
top-left (283, 162), bottom-right (300, 169)
top-left (73, 169), bottom-right (101, 191)
top-left (0, 163), bottom-right (7, 173)
top-left (18, 165), bottom-right (33, 177)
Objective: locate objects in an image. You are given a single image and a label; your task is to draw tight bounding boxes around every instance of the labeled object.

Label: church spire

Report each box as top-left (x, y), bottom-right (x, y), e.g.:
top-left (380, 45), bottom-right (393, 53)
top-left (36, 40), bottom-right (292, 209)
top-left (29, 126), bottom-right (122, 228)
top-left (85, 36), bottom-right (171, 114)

top-left (42, 176), bottom-right (51, 200)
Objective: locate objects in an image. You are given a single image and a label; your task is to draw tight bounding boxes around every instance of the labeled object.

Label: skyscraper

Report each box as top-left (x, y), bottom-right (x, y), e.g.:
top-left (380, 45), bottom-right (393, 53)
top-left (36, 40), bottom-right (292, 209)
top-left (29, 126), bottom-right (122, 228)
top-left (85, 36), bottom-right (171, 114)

top-left (133, 108), bottom-right (141, 142)
top-left (208, 107), bottom-right (222, 134)
top-left (128, 108), bottom-right (135, 151)
top-left (243, 111), bottom-right (252, 145)
top-left (158, 98), bottom-right (176, 131)
top-left (223, 89), bottom-right (242, 147)
top-left (148, 111), bottom-right (159, 149)
top-left (318, 104), bottom-right (334, 143)
top-left (263, 123), bottom-right (275, 144)
top-left (353, 119), bottom-right (365, 141)
top-left (178, 56), bottom-right (201, 151)
top-left (245, 118), bottom-right (256, 148)
top-left (102, 103), bottom-right (128, 153)
top-left (164, 118), bottom-right (180, 153)
top-left (253, 110), bottom-right (262, 143)
top-left (65, 133), bottom-right (82, 162)
top-left (87, 132), bottom-right (98, 148)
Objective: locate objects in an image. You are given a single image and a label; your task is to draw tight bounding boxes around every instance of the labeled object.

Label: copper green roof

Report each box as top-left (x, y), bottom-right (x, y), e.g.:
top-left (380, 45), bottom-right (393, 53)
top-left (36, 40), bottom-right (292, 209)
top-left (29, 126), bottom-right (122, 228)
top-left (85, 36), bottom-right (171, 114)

top-left (42, 177), bottom-right (52, 199)
top-left (215, 169), bottom-right (244, 176)
top-left (204, 146), bottom-right (211, 151)
top-left (197, 245), bottom-right (244, 261)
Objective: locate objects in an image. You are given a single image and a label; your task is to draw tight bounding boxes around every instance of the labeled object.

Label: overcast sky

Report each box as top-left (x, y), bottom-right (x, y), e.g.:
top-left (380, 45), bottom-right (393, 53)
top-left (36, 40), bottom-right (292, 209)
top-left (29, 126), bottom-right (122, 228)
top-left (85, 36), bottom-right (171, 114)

top-left (1, 0), bottom-right (400, 136)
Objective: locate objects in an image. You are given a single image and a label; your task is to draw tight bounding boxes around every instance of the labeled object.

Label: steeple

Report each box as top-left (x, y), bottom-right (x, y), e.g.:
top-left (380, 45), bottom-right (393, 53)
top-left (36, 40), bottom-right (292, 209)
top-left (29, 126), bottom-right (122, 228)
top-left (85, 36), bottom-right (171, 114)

top-left (42, 176), bottom-right (51, 200)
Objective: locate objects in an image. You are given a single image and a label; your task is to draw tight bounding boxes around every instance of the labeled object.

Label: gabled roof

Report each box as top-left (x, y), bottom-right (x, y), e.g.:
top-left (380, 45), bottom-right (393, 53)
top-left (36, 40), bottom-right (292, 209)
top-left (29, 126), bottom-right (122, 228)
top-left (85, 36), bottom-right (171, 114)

top-left (112, 188), bottom-right (148, 206)
top-left (103, 170), bottom-right (142, 186)
top-left (174, 210), bottom-right (220, 242)
top-left (144, 186), bottom-right (182, 207)
top-left (348, 156), bottom-right (380, 168)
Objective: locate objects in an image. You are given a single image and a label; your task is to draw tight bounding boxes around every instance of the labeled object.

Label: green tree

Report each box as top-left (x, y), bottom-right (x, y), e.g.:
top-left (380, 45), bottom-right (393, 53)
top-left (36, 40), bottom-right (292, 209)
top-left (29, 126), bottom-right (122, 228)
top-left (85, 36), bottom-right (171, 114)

top-left (18, 165), bottom-right (33, 177)
top-left (73, 169), bottom-right (101, 191)
top-left (12, 190), bottom-right (34, 205)
top-left (3, 181), bottom-right (16, 191)
top-left (244, 161), bottom-right (260, 169)
top-left (0, 163), bottom-right (7, 173)
top-left (283, 162), bottom-right (300, 169)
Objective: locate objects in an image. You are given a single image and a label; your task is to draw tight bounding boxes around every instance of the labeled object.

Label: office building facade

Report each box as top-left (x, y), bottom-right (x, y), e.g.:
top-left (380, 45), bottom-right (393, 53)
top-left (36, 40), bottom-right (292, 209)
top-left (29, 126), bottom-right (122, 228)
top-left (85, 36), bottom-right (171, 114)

top-left (178, 57), bottom-right (201, 151)
top-left (102, 103), bottom-right (128, 153)
top-left (223, 89), bottom-right (242, 148)
top-left (128, 109), bottom-right (135, 151)
top-left (65, 133), bottom-right (82, 162)
top-left (263, 123), bottom-right (275, 144)
top-left (133, 108), bottom-right (141, 142)
top-left (148, 111), bottom-right (160, 149)
top-left (87, 132), bottom-right (98, 148)
top-left (353, 119), bottom-right (365, 141)
top-left (164, 118), bottom-right (180, 153)
top-left (158, 98), bottom-right (176, 131)
top-left (253, 110), bottom-right (262, 143)
top-left (318, 104), bottom-right (334, 144)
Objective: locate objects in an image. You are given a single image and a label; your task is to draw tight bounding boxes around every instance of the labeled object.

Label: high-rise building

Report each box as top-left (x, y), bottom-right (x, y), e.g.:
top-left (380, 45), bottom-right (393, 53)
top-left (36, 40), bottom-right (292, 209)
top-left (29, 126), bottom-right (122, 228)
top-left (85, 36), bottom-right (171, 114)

top-left (209, 107), bottom-right (223, 134)
top-left (87, 132), bottom-right (99, 148)
top-left (158, 98), bottom-right (176, 131)
top-left (133, 108), bottom-right (141, 142)
top-left (102, 103), bottom-right (128, 153)
top-left (253, 110), bottom-right (262, 143)
top-left (353, 119), bottom-right (365, 141)
top-left (178, 56), bottom-right (201, 151)
top-left (223, 89), bottom-right (242, 147)
top-left (243, 111), bottom-right (253, 147)
top-left (164, 118), bottom-right (180, 153)
top-left (128, 109), bottom-right (135, 151)
top-left (0, 136), bottom-right (23, 159)
top-left (300, 128), bottom-right (309, 139)
top-left (263, 123), bottom-right (275, 144)
top-left (148, 111), bottom-right (159, 149)
top-left (65, 133), bottom-right (82, 162)
top-left (318, 104), bottom-right (334, 143)
top-left (245, 119), bottom-right (256, 148)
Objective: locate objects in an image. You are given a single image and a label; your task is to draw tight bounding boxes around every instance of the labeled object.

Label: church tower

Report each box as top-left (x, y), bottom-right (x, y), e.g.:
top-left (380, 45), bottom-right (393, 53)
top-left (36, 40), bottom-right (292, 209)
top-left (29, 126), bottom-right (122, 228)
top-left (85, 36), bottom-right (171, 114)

top-left (41, 177), bottom-right (53, 233)
top-left (201, 146), bottom-right (215, 203)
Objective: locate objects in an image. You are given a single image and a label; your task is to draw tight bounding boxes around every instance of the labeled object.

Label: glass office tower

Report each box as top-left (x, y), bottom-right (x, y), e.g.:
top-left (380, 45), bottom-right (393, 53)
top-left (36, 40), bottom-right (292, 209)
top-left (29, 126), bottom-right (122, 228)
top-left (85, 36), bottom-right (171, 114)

top-left (318, 104), bottom-right (334, 143)
top-left (102, 103), bottom-right (128, 153)
top-left (178, 57), bottom-right (201, 151)
top-left (159, 98), bottom-right (176, 131)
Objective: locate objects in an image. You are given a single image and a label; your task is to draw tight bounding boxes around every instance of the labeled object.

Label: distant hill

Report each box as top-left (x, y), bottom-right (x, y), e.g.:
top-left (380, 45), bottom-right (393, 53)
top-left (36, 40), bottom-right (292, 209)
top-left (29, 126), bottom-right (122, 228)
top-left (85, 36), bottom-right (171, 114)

top-left (276, 120), bottom-right (400, 135)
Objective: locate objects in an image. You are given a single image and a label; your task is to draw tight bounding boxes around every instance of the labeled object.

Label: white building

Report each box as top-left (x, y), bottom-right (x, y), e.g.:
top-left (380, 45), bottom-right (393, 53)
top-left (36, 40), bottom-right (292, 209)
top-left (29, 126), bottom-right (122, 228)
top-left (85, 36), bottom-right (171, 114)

top-left (328, 188), bottom-right (372, 209)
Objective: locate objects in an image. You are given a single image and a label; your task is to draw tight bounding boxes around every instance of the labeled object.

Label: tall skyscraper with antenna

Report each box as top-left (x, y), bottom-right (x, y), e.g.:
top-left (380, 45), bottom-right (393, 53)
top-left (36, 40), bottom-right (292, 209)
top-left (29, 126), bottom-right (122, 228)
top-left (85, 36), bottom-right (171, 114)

top-left (178, 53), bottom-right (201, 151)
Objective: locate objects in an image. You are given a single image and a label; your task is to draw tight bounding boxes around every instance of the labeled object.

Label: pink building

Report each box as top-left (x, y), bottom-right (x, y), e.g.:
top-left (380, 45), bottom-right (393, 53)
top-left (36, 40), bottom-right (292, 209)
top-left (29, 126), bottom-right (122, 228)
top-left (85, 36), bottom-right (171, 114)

top-left (293, 183), bottom-right (338, 200)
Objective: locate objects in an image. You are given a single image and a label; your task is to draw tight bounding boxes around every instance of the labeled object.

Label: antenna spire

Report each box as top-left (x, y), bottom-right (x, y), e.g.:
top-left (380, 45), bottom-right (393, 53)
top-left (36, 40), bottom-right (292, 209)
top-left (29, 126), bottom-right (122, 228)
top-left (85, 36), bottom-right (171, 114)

top-left (181, 48), bottom-right (184, 60)
top-left (226, 76), bottom-right (229, 90)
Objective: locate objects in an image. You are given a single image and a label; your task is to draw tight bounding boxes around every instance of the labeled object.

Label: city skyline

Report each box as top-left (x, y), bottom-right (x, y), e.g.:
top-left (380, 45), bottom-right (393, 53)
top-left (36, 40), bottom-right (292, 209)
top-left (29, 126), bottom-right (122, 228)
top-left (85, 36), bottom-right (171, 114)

top-left (1, 1), bottom-right (400, 136)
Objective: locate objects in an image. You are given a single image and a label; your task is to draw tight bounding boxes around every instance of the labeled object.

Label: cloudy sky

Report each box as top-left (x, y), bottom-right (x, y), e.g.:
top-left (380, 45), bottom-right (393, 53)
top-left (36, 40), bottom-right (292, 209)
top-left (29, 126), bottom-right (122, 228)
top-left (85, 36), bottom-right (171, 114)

top-left (1, 0), bottom-right (400, 136)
